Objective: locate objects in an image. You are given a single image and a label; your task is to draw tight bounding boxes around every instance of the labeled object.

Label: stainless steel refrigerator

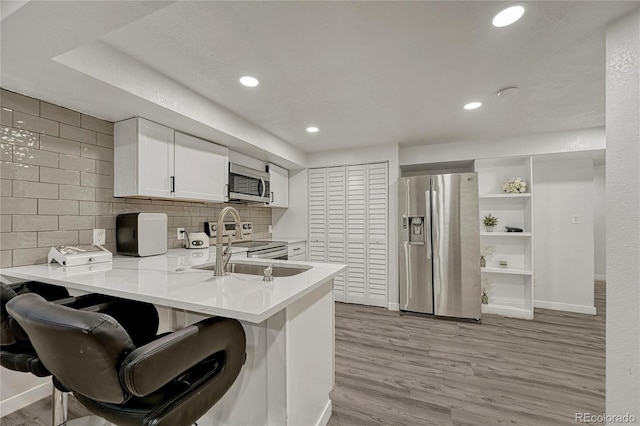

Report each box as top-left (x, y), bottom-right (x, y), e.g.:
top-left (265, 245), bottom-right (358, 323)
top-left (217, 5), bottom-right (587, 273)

top-left (399, 173), bottom-right (481, 320)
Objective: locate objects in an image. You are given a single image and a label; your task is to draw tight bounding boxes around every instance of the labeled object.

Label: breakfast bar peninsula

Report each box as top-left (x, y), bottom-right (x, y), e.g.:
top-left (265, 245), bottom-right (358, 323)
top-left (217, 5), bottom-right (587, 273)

top-left (1, 248), bottom-right (347, 426)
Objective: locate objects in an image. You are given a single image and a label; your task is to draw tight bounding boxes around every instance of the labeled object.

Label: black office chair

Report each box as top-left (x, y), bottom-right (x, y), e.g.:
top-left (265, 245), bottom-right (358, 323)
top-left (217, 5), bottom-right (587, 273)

top-left (7, 293), bottom-right (247, 426)
top-left (1, 282), bottom-right (160, 425)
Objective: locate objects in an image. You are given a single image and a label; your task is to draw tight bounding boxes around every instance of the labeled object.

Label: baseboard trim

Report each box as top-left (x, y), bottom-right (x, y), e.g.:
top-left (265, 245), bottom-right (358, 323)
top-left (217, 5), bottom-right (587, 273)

top-left (388, 302), bottom-right (400, 311)
top-left (0, 382), bottom-right (50, 416)
top-left (317, 400), bottom-right (332, 426)
top-left (594, 274), bottom-right (606, 281)
top-left (534, 300), bottom-right (597, 315)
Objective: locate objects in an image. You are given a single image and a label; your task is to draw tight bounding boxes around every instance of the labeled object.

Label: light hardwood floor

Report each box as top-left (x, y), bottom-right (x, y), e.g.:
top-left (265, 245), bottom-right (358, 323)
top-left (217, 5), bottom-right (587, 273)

top-left (2, 282), bottom-right (605, 426)
top-left (329, 282), bottom-right (606, 426)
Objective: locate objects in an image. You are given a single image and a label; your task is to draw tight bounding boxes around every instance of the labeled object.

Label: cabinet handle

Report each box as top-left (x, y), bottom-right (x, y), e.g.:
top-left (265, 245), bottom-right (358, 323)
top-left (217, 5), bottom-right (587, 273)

top-left (271, 191), bottom-right (274, 203)
top-left (293, 247), bottom-right (301, 251)
top-left (171, 176), bottom-right (175, 193)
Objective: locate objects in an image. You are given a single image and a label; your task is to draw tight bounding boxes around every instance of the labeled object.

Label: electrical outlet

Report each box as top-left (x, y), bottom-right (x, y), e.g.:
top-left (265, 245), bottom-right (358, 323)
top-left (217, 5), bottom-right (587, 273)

top-left (572, 215), bottom-right (580, 224)
top-left (93, 229), bottom-right (106, 245)
top-left (177, 228), bottom-right (185, 240)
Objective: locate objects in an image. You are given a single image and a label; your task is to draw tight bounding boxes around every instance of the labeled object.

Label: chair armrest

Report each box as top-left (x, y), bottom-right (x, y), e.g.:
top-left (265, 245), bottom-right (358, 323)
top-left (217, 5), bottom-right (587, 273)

top-left (120, 316), bottom-right (245, 397)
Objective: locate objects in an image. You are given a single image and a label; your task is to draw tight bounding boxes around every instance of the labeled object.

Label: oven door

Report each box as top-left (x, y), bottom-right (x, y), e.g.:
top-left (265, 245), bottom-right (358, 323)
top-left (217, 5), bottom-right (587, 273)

top-left (228, 163), bottom-right (270, 203)
top-left (247, 247), bottom-right (288, 260)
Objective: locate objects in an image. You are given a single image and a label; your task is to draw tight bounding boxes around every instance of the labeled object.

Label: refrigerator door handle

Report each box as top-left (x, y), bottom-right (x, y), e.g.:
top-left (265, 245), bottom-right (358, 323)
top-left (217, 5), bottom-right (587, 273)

top-left (425, 190), bottom-right (432, 259)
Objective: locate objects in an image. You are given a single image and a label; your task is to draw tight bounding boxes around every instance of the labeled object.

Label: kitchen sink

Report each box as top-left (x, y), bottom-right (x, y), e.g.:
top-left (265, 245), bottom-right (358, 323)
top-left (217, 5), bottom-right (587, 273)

top-left (193, 261), bottom-right (311, 277)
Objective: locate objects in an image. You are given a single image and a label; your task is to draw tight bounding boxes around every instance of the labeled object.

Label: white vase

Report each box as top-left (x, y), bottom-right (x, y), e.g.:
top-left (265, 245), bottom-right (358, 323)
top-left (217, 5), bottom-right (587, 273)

top-left (485, 225), bottom-right (494, 232)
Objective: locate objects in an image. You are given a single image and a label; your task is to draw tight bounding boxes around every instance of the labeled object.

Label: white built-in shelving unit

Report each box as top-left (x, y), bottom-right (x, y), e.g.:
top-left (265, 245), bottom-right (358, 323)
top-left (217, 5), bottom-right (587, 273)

top-left (475, 156), bottom-right (534, 320)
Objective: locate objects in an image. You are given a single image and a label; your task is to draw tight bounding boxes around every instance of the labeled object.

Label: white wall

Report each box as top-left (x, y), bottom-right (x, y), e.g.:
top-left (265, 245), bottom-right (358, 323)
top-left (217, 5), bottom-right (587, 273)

top-left (399, 127), bottom-right (605, 166)
top-left (593, 165), bottom-right (606, 280)
top-left (606, 9), bottom-right (640, 420)
top-left (533, 159), bottom-right (595, 314)
top-left (272, 168), bottom-right (308, 240)
top-left (0, 369), bottom-right (50, 416)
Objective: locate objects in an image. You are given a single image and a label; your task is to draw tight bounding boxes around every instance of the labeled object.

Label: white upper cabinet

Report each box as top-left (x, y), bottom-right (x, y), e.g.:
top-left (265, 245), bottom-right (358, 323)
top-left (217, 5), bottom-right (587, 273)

top-left (114, 117), bottom-right (228, 202)
top-left (115, 117), bottom-right (174, 198)
top-left (268, 163), bottom-right (289, 208)
top-left (174, 132), bottom-right (228, 202)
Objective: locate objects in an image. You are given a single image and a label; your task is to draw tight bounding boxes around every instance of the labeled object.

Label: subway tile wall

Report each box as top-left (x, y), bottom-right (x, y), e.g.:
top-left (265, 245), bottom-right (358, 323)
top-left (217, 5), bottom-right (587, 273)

top-left (0, 89), bottom-right (272, 267)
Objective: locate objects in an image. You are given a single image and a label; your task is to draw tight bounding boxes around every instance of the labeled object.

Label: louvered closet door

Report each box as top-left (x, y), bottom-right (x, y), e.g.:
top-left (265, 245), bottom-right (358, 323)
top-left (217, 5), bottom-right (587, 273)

top-left (327, 166), bottom-right (346, 302)
top-left (367, 163), bottom-right (388, 307)
top-left (308, 168), bottom-right (327, 262)
top-left (346, 165), bottom-right (367, 305)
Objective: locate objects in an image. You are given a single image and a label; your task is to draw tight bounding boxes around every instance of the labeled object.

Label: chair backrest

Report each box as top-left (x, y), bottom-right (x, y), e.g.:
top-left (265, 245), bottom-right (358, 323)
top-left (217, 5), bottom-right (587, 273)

top-left (7, 293), bottom-right (136, 404)
top-left (1, 282), bottom-right (70, 346)
top-left (1, 283), bottom-right (19, 346)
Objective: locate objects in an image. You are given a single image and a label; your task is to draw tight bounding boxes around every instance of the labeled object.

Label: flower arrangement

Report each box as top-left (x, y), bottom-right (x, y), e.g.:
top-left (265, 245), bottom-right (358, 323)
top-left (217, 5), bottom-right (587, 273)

top-left (483, 214), bottom-right (498, 227)
top-left (502, 177), bottom-right (527, 194)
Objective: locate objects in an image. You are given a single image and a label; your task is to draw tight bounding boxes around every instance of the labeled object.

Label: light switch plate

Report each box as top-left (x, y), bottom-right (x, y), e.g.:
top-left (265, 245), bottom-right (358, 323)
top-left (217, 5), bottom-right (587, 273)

top-left (93, 228), bottom-right (106, 245)
top-left (572, 215), bottom-right (580, 224)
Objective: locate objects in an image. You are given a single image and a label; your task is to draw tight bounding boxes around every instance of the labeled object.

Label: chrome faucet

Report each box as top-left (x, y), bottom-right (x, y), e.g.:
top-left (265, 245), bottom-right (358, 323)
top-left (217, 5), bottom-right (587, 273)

top-left (214, 206), bottom-right (244, 277)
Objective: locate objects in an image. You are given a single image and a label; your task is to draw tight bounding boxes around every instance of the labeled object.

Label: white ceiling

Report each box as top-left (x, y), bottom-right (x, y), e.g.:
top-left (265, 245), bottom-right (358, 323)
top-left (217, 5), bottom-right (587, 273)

top-left (1, 1), bottom-right (638, 161)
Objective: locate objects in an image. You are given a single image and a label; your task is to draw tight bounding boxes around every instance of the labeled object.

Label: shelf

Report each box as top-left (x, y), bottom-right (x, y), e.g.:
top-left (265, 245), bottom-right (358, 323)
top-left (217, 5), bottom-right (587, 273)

top-left (479, 193), bottom-right (531, 199)
top-left (481, 267), bottom-right (532, 276)
top-left (482, 302), bottom-right (533, 319)
top-left (481, 231), bottom-right (531, 237)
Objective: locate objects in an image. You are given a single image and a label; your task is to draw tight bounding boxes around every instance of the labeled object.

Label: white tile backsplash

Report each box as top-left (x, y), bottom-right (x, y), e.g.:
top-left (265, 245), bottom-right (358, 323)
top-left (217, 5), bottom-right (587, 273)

top-left (1, 126), bottom-right (39, 148)
top-left (12, 180), bottom-right (58, 199)
top-left (12, 215), bottom-right (57, 231)
top-left (40, 167), bottom-right (80, 185)
top-left (40, 134), bottom-right (81, 156)
top-left (37, 199), bottom-right (79, 215)
top-left (1, 89), bottom-right (39, 116)
top-left (59, 154), bottom-right (95, 173)
top-left (59, 185), bottom-right (95, 201)
top-left (13, 111), bottom-right (58, 136)
top-left (13, 146), bottom-right (58, 167)
top-left (60, 123), bottom-right (96, 145)
top-left (0, 162), bottom-right (39, 181)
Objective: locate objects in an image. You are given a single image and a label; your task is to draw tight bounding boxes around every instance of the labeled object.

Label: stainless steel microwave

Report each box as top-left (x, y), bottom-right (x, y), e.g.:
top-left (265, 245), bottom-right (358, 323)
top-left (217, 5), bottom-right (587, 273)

top-left (228, 163), bottom-right (270, 203)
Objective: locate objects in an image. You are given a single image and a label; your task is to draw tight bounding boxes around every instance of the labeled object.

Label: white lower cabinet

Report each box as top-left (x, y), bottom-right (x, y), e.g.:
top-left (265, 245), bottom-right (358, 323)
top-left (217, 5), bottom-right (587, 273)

top-left (287, 241), bottom-right (306, 261)
top-left (308, 162), bottom-right (388, 307)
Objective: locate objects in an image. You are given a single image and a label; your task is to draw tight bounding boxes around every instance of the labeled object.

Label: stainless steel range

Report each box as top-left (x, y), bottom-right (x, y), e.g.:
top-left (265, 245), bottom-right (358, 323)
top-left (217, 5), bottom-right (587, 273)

top-left (204, 221), bottom-right (288, 260)
top-left (233, 241), bottom-right (288, 260)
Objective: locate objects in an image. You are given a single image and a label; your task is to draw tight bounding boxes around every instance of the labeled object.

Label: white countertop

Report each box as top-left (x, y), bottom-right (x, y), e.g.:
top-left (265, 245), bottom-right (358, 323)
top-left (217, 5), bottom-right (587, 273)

top-left (0, 247), bottom-right (346, 324)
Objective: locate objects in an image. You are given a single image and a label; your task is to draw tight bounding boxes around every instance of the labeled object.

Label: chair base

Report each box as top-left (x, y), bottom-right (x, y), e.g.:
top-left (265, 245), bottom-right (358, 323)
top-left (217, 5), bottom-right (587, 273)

top-left (53, 384), bottom-right (114, 426)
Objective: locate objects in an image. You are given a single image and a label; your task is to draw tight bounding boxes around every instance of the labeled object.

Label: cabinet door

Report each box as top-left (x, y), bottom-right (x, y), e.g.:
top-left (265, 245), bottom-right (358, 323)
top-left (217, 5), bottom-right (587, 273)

top-left (308, 168), bottom-right (327, 262)
top-left (174, 132), bottom-right (228, 202)
top-left (346, 165), bottom-right (367, 305)
top-left (268, 163), bottom-right (289, 208)
top-left (327, 166), bottom-right (346, 302)
top-left (138, 118), bottom-right (174, 198)
top-left (367, 163), bottom-right (388, 307)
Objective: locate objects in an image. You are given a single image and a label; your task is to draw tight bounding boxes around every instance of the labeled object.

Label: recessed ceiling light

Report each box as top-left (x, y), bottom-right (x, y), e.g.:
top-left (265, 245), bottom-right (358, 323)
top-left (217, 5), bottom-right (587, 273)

top-left (306, 126), bottom-right (319, 133)
top-left (239, 76), bottom-right (259, 87)
top-left (464, 102), bottom-right (482, 110)
top-left (492, 5), bottom-right (525, 27)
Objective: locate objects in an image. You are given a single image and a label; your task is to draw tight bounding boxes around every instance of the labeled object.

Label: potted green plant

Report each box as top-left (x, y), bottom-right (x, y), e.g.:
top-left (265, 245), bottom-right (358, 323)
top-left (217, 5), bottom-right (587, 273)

top-left (483, 213), bottom-right (498, 232)
top-left (481, 278), bottom-right (490, 304)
